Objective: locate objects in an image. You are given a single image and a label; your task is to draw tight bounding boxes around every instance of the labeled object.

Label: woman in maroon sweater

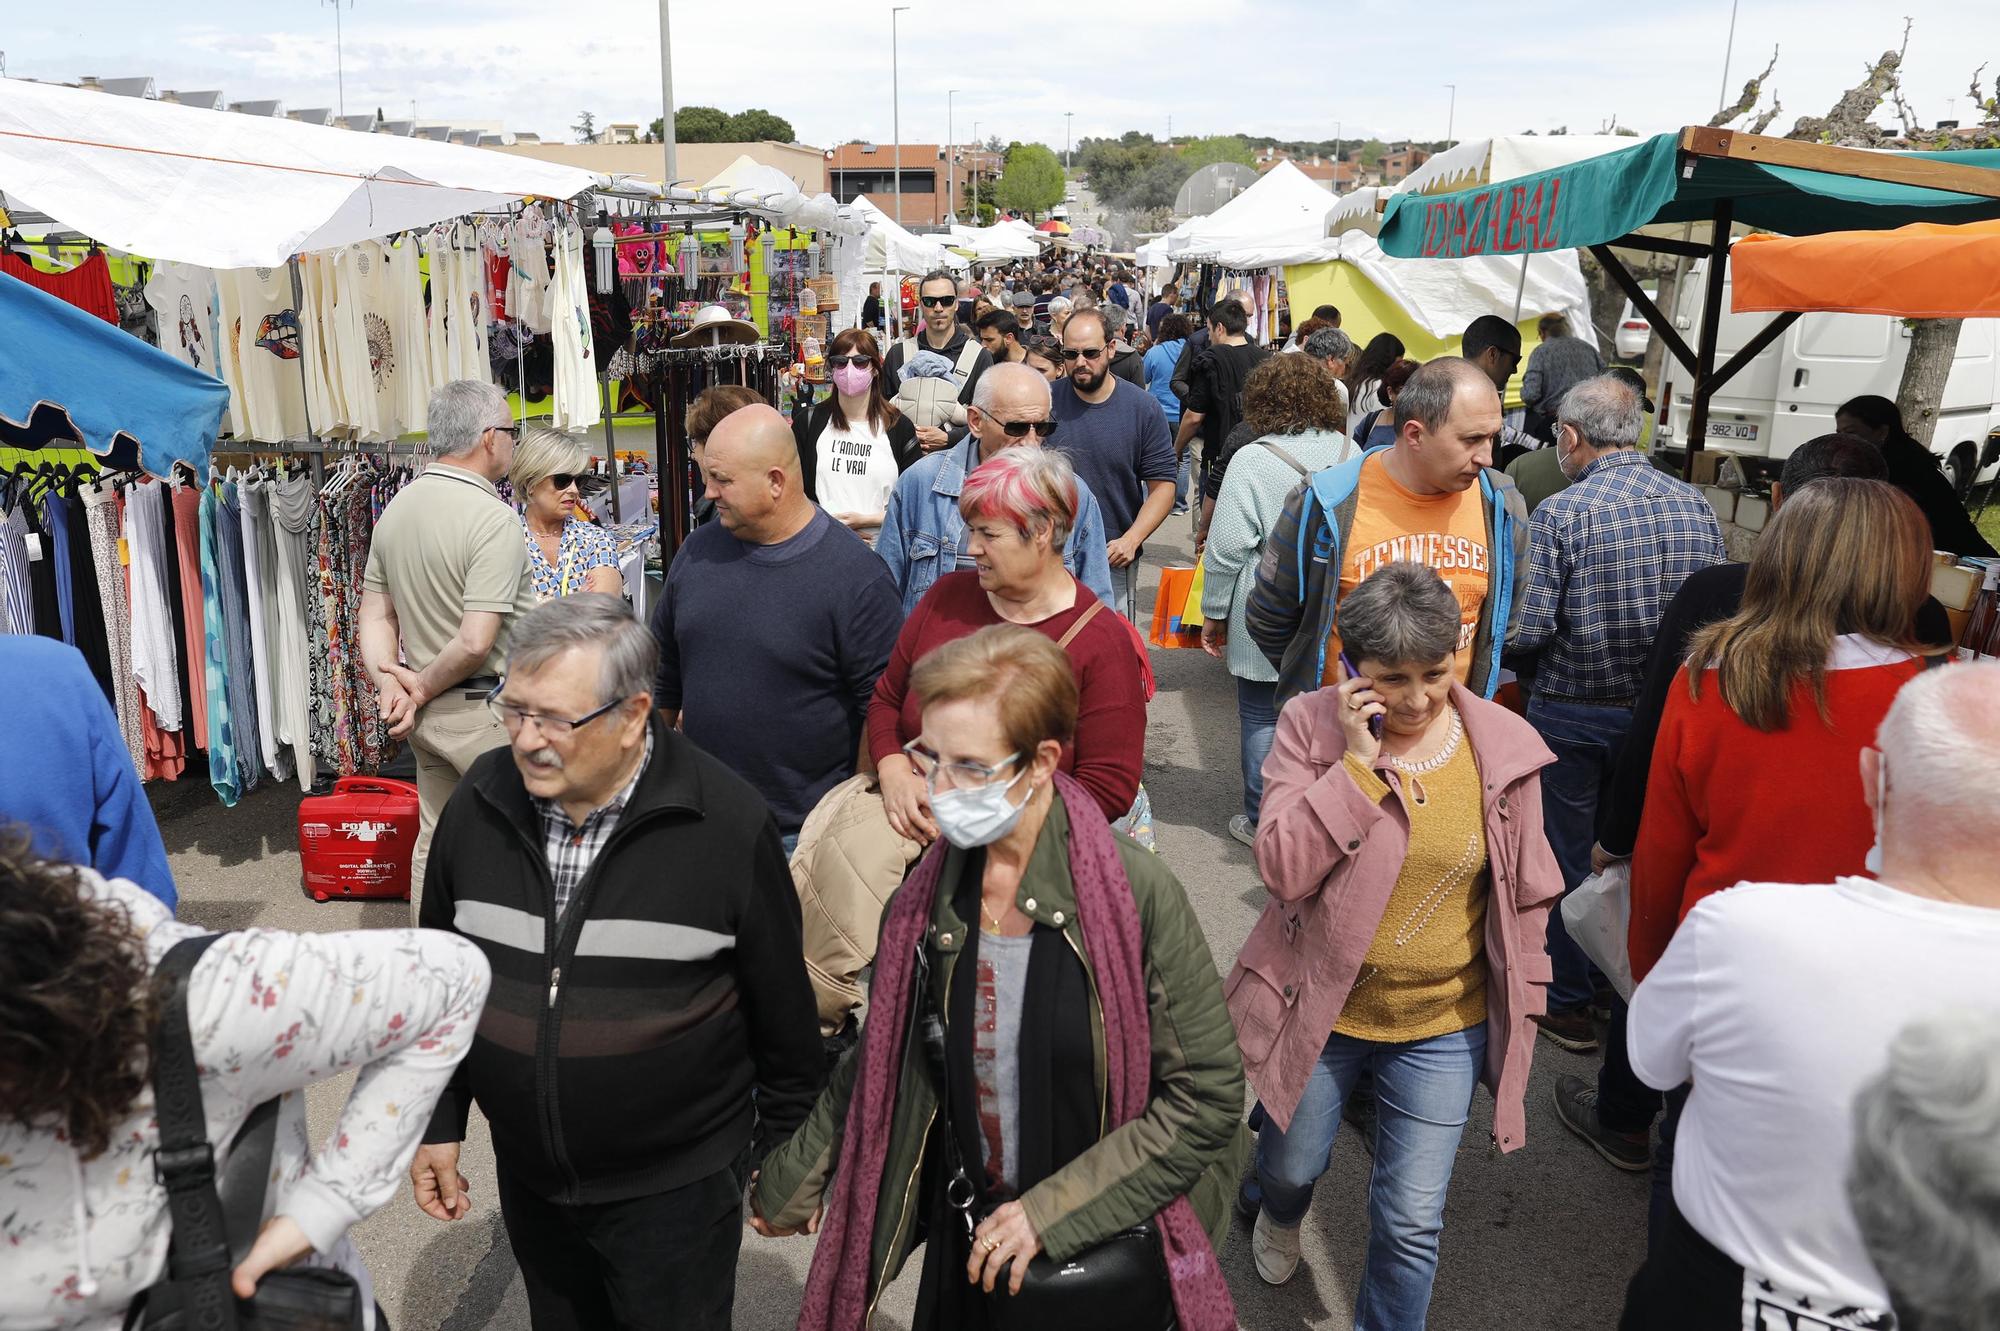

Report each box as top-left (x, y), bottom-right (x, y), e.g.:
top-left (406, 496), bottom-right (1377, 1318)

top-left (872, 448), bottom-right (1146, 842)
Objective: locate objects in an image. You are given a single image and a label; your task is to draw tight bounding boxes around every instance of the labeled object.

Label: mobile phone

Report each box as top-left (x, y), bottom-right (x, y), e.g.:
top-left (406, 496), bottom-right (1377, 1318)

top-left (1338, 652), bottom-right (1384, 738)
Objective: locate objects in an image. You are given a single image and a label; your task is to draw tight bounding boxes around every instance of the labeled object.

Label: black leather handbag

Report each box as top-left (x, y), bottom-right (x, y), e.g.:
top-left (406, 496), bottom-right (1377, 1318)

top-left (909, 941), bottom-right (1174, 1331)
top-left (126, 935), bottom-right (369, 1331)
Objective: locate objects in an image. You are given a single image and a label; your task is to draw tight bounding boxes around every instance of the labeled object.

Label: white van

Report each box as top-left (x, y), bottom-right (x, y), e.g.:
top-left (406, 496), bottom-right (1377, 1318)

top-left (1653, 260), bottom-right (2000, 492)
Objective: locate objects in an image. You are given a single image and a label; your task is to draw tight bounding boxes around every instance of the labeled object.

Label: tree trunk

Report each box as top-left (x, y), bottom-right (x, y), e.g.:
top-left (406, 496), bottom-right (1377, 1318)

top-left (1896, 318), bottom-right (1963, 449)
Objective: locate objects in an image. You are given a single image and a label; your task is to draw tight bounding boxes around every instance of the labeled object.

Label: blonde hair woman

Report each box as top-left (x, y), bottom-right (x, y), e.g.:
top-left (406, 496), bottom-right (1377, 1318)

top-left (511, 426), bottom-right (622, 601)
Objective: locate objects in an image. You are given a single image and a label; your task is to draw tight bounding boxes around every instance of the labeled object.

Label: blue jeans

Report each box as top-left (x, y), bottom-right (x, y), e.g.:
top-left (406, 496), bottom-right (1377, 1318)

top-left (1526, 695), bottom-right (1633, 1014)
top-left (1173, 444), bottom-right (1192, 511)
top-left (1237, 677), bottom-right (1280, 823)
top-left (1256, 1025), bottom-right (1487, 1331)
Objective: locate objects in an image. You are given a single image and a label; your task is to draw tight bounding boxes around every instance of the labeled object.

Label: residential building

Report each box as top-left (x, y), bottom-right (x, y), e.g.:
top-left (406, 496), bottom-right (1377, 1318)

top-left (497, 141), bottom-right (829, 194)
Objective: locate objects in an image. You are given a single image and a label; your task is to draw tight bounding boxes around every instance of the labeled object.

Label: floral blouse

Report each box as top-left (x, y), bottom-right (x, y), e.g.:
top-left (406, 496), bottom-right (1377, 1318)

top-left (522, 516), bottom-right (619, 602)
top-left (0, 874), bottom-right (492, 1331)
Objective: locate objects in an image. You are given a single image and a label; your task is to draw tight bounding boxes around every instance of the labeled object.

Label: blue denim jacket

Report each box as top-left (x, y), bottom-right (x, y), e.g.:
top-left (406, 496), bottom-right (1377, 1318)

top-left (876, 436), bottom-right (1116, 616)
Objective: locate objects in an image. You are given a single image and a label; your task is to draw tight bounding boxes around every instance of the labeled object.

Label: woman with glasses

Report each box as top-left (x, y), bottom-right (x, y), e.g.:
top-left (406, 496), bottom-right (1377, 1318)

top-left (754, 625), bottom-right (1246, 1331)
top-left (869, 447), bottom-right (1146, 845)
top-left (794, 329), bottom-right (922, 545)
top-left (1021, 332), bottom-right (1067, 383)
top-left (511, 426), bottom-right (621, 602)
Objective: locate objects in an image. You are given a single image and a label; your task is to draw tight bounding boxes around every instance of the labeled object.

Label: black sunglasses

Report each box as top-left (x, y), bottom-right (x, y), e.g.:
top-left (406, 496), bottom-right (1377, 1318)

top-left (828, 354), bottom-right (875, 369)
top-left (997, 419), bottom-right (1059, 439)
top-left (1059, 346), bottom-right (1107, 361)
top-left (920, 294), bottom-right (959, 308)
top-left (548, 472), bottom-right (581, 491)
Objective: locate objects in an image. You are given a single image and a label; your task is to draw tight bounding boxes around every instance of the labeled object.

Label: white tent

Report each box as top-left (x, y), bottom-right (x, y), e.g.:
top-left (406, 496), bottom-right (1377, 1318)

top-left (947, 222), bottom-right (1040, 261)
top-left (697, 154), bottom-right (808, 218)
top-left (1169, 159), bottom-right (1339, 265)
top-left (849, 195), bottom-right (965, 273)
top-left (1285, 230), bottom-right (1596, 347)
top-left (0, 76), bottom-right (602, 269)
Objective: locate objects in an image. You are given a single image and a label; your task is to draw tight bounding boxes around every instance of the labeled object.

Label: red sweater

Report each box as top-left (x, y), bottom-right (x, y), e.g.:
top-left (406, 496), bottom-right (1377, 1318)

top-left (1628, 643), bottom-right (1922, 982)
top-left (867, 572), bottom-right (1146, 820)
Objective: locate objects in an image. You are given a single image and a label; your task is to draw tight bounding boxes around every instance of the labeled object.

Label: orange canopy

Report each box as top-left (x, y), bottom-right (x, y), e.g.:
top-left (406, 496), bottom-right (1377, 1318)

top-left (1732, 219), bottom-right (2000, 318)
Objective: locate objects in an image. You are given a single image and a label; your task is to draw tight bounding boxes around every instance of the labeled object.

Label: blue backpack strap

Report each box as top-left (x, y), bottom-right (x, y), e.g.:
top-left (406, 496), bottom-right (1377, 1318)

top-left (1478, 468), bottom-right (1513, 695)
top-left (1296, 447), bottom-right (1388, 600)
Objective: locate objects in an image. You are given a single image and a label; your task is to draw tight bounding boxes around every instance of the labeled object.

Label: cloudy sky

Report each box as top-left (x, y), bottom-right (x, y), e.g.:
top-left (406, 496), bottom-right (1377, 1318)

top-left (7, 1), bottom-right (2000, 153)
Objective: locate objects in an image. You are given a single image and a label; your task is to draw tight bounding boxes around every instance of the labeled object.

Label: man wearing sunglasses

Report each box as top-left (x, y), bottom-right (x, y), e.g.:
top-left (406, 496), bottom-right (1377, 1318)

top-left (882, 270), bottom-right (994, 452)
top-left (1050, 309), bottom-right (1178, 620)
top-left (877, 362), bottom-right (1115, 616)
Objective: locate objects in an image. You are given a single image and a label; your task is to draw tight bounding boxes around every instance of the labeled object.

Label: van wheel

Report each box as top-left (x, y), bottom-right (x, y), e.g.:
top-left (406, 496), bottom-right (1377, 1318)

top-left (1949, 443), bottom-right (1978, 498)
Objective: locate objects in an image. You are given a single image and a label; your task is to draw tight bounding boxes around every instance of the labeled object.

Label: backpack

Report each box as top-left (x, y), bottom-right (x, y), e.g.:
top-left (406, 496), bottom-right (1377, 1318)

top-left (893, 337), bottom-right (983, 431)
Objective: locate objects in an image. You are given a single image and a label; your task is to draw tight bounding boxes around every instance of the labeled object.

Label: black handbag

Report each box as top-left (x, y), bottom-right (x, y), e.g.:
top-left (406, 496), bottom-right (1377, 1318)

top-left (909, 940), bottom-right (1174, 1331)
top-left (127, 935), bottom-right (369, 1331)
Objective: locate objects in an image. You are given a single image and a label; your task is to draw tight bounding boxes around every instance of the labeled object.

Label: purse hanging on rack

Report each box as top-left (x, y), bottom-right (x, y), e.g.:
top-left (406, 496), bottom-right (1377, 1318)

top-left (128, 934), bottom-right (368, 1331)
top-left (909, 940), bottom-right (1174, 1331)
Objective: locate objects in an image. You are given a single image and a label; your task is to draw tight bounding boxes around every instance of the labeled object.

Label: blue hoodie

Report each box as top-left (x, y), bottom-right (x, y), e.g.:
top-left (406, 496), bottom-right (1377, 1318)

top-left (1143, 338), bottom-right (1185, 426)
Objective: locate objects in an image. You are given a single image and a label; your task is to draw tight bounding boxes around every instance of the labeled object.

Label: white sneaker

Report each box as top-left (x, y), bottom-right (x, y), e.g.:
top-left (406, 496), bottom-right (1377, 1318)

top-left (1228, 814), bottom-right (1257, 849)
top-left (1252, 1208), bottom-right (1301, 1286)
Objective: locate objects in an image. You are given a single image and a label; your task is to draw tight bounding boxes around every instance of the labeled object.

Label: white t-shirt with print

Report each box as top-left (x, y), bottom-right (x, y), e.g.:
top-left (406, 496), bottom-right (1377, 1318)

top-left (1629, 874), bottom-right (2000, 1315)
top-left (814, 417), bottom-right (899, 520)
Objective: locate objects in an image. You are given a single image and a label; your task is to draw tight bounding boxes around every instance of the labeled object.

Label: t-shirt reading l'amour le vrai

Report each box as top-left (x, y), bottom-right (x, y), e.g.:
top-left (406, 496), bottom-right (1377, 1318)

top-left (1320, 453), bottom-right (1491, 685)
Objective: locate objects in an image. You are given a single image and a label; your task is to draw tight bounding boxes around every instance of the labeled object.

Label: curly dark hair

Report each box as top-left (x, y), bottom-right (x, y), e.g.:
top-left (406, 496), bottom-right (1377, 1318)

top-left (1244, 352), bottom-right (1348, 438)
top-left (0, 829), bottom-right (156, 1159)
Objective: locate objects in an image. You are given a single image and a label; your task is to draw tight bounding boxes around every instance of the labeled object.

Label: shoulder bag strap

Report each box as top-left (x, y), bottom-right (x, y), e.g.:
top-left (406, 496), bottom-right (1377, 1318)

top-left (219, 1098), bottom-right (280, 1261)
top-left (150, 934), bottom-right (238, 1329)
top-left (1055, 598), bottom-right (1107, 651)
top-left (910, 942), bottom-right (980, 1246)
top-left (954, 338), bottom-right (983, 381)
top-left (1258, 440), bottom-right (1311, 477)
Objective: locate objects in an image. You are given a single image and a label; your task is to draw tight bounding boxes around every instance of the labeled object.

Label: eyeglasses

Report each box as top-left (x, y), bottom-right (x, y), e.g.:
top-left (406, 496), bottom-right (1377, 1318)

top-left (920, 294), bottom-right (959, 308)
top-left (902, 739), bottom-right (1021, 793)
top-left (828, 354), bottom-right (875, 369)
top-left (488, 425), bottom-right (521, 441)
top-left (996, 418), bottom-right (1059, 439)
top-left (548, 473), bottom-right (581, 491)
top-left (486, 682), bottom-right (632, 738)
top-left (1059, 346), bottom-right (1108, 362)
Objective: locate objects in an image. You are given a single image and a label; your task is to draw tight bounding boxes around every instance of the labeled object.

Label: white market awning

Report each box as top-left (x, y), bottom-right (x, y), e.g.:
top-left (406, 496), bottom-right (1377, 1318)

top-left (1169, 159), bottom-right (1338, 264)
top-left (0, 77), bottom-right (603, 269)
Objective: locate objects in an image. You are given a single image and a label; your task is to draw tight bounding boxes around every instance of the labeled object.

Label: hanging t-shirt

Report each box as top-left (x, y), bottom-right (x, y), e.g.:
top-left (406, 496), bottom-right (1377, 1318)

top-left (293, 252), bottom-right (344, 437)
top-left (385, 235), bottom-right (435, 434)
top-left (422, 227), bottom-right (456, 394)
top-left (510, 209), bottom-right (554, 334)
top-left (1319, 454), bottom-right (1491, 685)
top-left (143, 262), bottom-right (223, 377)
top-left (813, 418), bottom-right (900, 522)
top-left (216, 266), bottom-right (309, 443)
top-left (549, 226), bottom-right (599, 431)
top-left (1, 250), bottom-right (118, 323)
top-left (332, 241), bottom-right (404, 441)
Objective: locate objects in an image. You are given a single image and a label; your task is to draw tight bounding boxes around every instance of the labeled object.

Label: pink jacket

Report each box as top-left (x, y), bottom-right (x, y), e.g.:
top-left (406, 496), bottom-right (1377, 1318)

top-left (1226, 683), bottom-right (1562, 1153)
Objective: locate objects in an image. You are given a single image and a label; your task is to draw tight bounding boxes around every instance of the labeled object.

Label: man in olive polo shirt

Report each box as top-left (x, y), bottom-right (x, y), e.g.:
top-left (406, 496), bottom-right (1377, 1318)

top-left (360, 379), bottom-right (538, 919)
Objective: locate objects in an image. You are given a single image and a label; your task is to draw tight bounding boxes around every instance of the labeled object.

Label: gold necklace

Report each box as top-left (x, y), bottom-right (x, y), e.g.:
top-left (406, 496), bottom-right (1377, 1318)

top-left (981, 897), bottom-right (1007, 933)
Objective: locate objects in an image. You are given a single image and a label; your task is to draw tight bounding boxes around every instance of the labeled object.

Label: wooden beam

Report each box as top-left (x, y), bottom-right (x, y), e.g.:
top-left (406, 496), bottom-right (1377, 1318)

top-left (1682, 198), bottom-right (1736, 479)
top-left (1677, 125), bottom-right (2000, 201)
top-left (1604, 233), bottom-right (1712, 260)
top-left (1590, 244), bottom-right (1698, 376)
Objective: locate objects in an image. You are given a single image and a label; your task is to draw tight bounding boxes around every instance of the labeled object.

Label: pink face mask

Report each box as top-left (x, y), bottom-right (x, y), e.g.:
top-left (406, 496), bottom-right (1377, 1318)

top-left (832, 362), bottom-right (874, 397)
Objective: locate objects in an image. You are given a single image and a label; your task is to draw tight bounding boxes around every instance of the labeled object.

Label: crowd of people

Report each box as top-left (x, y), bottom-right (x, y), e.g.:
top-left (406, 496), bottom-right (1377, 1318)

top-left (2, 246), bottom-right (1998, 1331)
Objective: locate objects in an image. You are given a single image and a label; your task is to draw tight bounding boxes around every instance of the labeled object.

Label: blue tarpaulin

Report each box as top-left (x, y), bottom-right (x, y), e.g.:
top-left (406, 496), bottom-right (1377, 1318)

top-left (0, 267), bottom-right (227, 477)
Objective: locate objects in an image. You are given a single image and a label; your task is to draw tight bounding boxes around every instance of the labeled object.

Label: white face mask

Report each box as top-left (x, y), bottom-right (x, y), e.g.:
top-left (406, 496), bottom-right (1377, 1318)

top-left (931, 762), bottom-right (1030, 849)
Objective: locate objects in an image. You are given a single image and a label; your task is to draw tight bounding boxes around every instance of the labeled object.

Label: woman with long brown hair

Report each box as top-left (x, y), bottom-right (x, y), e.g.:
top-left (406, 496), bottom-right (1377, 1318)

top-left (1629, 476), bottom-right (1940, 979)
top-left (793, 328), bottom-right (922, 542)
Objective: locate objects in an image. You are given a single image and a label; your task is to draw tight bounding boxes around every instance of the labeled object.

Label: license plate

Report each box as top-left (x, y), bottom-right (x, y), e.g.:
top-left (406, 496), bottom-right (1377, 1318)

top-left (1707, 421), bottom-right (1759, 441)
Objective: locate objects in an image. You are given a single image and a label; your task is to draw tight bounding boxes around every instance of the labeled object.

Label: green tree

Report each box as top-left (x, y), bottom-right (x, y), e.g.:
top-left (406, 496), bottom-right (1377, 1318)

top-left (571, 110), bottom-right (599, 144)
top-left (996, 143), bottom-right (1064, 215)
top-left (1355, 137), bottom-right (1389, 166)
top-left (726, 108), bottom-right (796, 143)
top-left (674, 105), bottom-right (733, 142)
top-left (1177, 134), bottom-right (1255, 172)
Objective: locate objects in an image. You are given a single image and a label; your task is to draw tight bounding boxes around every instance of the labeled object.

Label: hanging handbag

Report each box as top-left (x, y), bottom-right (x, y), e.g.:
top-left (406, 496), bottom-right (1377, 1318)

top-left (909, 941), bottom-right (1175, 1331)
top-left (128, 934), bottom-right (368, 1331)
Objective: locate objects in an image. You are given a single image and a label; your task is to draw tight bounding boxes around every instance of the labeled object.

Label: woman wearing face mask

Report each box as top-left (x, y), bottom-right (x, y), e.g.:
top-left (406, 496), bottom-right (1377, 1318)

top-left (793, 329), bottom-right (922, 542)
top-left (867, 448), bottom-right (1147, 846)
top-left (1230, 562), bottom-right (1564, 1318)
top-left (512, 426), bottom-right (623, 601)
top-left (751, 625), bottom-right (1247, 1331)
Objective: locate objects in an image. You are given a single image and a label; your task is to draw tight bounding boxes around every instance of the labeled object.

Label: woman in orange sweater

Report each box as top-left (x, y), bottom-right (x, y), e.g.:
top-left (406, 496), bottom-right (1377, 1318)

top-left (1628, 478), bottom-right (1943, 983)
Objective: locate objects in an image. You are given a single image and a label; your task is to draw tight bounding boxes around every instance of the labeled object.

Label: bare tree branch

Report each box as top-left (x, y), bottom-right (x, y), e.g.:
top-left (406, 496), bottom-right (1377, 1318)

top-left (1710, 46), bottom-right (1781, 128)
top-left (1748, 96), bottom-right (1784, 135)
top-left (1787, 41), bottom-right (1906, 145)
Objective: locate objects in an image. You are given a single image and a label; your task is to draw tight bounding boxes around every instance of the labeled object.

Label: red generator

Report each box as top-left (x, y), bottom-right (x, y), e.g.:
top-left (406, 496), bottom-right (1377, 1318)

top-left (298, 777), bottom-right (421, 903)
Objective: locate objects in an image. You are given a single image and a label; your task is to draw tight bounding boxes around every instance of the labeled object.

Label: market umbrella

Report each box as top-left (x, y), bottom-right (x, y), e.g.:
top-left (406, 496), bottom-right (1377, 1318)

top-left (0, 269), bottom-right (228, 477)
top-left (1733, 218), bottom-right (2000, 317)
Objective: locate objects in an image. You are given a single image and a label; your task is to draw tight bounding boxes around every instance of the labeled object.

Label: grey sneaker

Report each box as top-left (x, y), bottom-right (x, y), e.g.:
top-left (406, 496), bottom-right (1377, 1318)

top-left (1252, 1208), bottom-right (1302, 1286)
top-left (1552, 1073), bottom-right (1651, 1172)
top-left (1228, 814), bottom-right (1257, 848)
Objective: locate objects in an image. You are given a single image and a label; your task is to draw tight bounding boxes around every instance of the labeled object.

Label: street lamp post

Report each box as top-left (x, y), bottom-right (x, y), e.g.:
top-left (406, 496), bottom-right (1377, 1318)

top-left (947, 88), bottom-right (959, 224)
top-left (1445, 83), bottom-right (1457, 148)
top-left (657, 0), bottom-right (678, 185)
top-left (891, 5), bottom-right (910, 225)
top-left (1064, 111), bottom-right (1074, 172)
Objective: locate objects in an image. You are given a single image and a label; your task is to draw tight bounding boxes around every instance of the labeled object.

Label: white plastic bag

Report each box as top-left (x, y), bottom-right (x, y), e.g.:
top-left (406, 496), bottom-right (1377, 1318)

top-left (1561, 861), bottom-right (1635, 1001)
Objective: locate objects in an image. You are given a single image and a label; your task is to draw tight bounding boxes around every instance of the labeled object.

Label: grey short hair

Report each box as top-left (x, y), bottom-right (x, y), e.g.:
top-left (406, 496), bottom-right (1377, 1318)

top-left (1394, 358), bottom-right (1488, 435)
top-left (1303, 327), bottom-right (1356, 364)
top-left (429, 380), bottom-right (510, 456)
top-left (1875, 661), bottom-right (2000, 850)
top-left (510, 426), bottom-right (589, 499)
top-left (1848, 1011), bottom-right (2000, 1330)
top-left (506, 593), bottom-right (657, 705)
top-left (971, 361), bottom-right (1053, 415)
top-left (1557, 374), bottom-right (1644, 450)
top-left (1336, 562), bottom-right (1463, 667)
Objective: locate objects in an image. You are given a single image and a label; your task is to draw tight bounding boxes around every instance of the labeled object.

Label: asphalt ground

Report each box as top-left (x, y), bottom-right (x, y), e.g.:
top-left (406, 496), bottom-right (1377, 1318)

top-left (154, 513), bottom-right (1646, 1330)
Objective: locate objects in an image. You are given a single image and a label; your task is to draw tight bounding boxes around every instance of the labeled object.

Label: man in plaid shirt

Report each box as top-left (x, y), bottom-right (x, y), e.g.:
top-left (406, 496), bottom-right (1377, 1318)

top-left (1506, 374), bottom-right (1724, 1070)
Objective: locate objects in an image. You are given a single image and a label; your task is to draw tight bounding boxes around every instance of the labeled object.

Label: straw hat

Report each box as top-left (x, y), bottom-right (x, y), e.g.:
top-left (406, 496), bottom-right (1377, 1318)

top-left (671, 304), bottom-right (761, 348)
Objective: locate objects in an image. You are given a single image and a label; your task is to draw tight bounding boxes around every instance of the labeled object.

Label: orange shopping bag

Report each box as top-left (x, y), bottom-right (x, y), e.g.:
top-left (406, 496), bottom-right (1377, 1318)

top-left (1148, 565), bottom-right (1203, 649)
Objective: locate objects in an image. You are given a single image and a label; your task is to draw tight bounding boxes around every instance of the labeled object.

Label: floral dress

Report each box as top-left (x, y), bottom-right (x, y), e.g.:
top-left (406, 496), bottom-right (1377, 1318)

top-left (522, 516), bottom-right (619, 602)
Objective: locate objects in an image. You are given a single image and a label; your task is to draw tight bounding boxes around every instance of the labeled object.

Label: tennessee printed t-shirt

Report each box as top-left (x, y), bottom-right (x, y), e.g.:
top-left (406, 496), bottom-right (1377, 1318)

top-left (1321, 453), bottom-right (1490, 684)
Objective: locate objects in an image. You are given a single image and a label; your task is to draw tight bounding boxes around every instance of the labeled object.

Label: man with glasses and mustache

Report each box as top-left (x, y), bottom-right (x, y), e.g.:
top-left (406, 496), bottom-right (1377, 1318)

top-left (877, 362), bottom-right (1115, 615)
top-left (412, 593), bottom-right (820, 1331)
top-left (361, 379), bottom-right (539, 921)
top-left (1049, 308), bottom-right (1178, 619)
top-left (883, 269), bottom-right (995, 452)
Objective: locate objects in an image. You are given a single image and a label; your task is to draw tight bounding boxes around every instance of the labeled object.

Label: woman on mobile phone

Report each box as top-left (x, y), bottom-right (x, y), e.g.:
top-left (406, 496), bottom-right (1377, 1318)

top-left (1224, 561), bottom-right (1564, 1323)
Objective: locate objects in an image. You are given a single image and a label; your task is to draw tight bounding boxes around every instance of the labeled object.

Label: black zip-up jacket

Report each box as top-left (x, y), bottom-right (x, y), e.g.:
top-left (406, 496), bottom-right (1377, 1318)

top-left (420, 715), bottom-right (822, 1205)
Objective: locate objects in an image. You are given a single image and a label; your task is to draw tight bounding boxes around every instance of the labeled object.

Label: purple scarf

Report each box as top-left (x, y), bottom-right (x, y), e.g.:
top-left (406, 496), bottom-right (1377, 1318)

top-left (797, 772), bottom-right (1236, 1331)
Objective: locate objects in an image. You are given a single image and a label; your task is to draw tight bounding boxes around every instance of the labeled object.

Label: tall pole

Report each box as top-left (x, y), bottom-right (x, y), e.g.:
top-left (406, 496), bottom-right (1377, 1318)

top-left (1717, 0), bottom-right (1741, 113)
top-left (657, 0), bottom-right (678, 185)
top-left (891, 6), bottom-right (909, 226)
top-left (1064, 111), bottom-right (1074, 171)
top-left (1445, 84), bottom-right (1456, 147)
top-left (947, 88), bottom-right (959, 224)
top-left (324, 0), bottom-right (349, 118)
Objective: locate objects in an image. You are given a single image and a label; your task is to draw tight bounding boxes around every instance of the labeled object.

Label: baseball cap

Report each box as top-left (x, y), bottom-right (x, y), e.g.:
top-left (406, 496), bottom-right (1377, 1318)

top-left (1607, 365), bottom-right (1656, 413)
